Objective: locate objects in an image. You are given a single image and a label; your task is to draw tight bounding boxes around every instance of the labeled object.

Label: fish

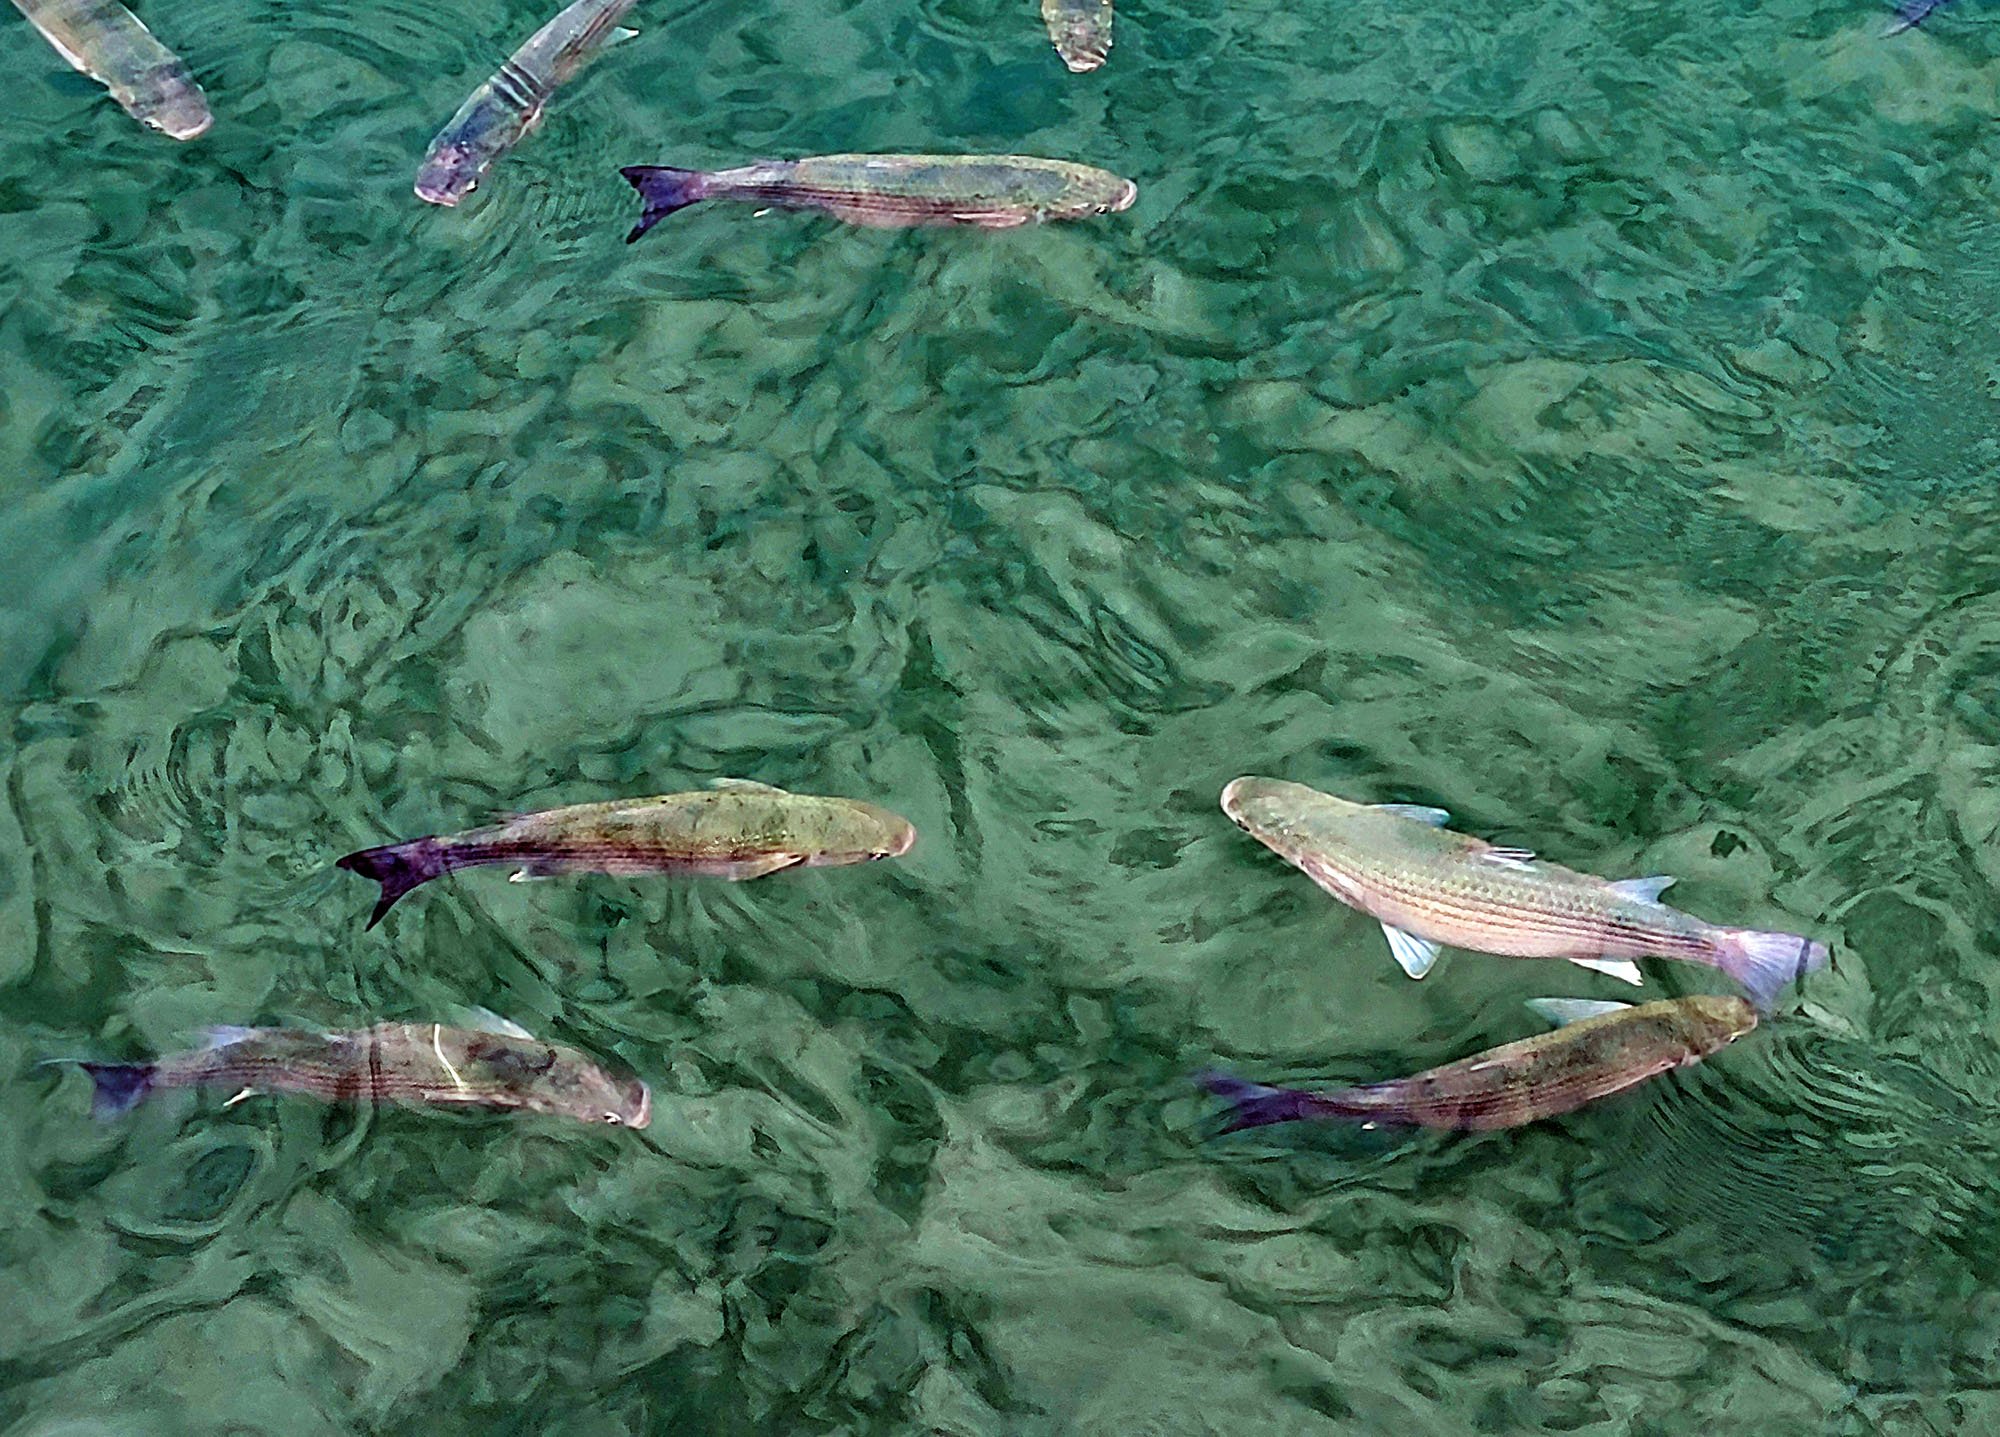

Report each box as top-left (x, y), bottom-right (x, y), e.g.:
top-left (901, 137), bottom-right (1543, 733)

top-left (1219, 777), bottom-right (1828, 1009)
top-left (338, 778), bottom-right (916, 928)
top-left (1202, 993), bottom-right (1758, 1132)
top-left (1884, 0), bottom-right (1952, 33)
top-left (60, 1013), bottom-right (651, 1126)
top-left (1042, 0), bottom-right (1112, 71)
top-left (10, 0), bottom-right (211, 139)
top-left (619, 154), bottom-right (1138, 240)
top-left (416, 0), bottom-right (639, 206)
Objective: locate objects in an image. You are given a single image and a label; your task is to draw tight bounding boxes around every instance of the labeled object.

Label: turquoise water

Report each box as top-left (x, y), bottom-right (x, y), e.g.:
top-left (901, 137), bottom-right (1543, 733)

top-left (2, 0), bottom-right (1998, 1427)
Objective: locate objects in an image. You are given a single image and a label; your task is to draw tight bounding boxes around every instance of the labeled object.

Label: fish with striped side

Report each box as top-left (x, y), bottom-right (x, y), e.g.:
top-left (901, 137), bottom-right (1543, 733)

top-left (58, 1012), bottom-right (651, 1127)
top-left (619, 154), bottom-right (1137, 239)
top-left (1042, 0), bottom-right (1112, 71)
top-left (415, 0), bottom-right (639, 206)
top-left (1203, 994), bottom-right (1758, 1132)
top-left (337, 778), bottom-right (916, 928)
top-left (10, 0), bottom-right (210, 138)
top-left (1220, 777), bottom-right (1827, 1009)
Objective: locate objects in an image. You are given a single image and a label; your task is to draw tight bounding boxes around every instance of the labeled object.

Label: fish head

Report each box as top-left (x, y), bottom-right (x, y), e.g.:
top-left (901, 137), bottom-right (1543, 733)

top-left (810, 799), bottom-right (916, 865)
top-left (123, 64), bottom-right (213, 141)
top-left (1683, 994), bottom-right (1760, 1047)
top-left (529, 1052), bottom-right (652, 1128)
top-left (415, 143), bottom-right (486, 207)
top-left (1220, 777), bottom-right (1367, 854)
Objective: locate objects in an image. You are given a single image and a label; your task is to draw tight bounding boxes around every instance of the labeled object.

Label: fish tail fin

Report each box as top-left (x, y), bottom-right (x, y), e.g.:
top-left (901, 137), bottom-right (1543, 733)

top-left (78, 1062), bottom-right (156, 1118)
top-left (335, 838), bottom-right (449, 929)
top-left (1198, 1070), bottom-right (1350, 1132)
top-left (1713, 928), bottom-right (1829, 1010)
top-left (620, 166), bottom-right (708, 242)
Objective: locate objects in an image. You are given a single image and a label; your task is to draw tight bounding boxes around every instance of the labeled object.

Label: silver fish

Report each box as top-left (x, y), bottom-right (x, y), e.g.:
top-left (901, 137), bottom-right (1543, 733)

top-left (416, 0), bottom-right (638, 206)
top-left (1220, 777), bottom-right (1828, 1009)
top-left (10, 0), bottom-right (210, 139)
top-left (1042, 0), bottom-right (1112, 71)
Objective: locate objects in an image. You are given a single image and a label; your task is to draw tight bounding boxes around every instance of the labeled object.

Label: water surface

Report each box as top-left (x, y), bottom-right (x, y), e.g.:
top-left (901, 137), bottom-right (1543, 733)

top-left (1, 0), bottom-right (1997, 1430)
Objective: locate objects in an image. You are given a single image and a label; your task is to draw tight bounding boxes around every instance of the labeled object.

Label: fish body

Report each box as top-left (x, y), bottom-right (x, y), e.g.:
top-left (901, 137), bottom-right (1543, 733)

top-left (416, 0), bottom-right (637, 205)
top-left (73, 1021), bottom-right (651, 1126)
top-left (1220, 778), bottom-right (1827, 1008)
top-left (1204, 994), bottom-right (1757, 1132)
top-left (1885, 0), bottom-right (1952, 32)
top-left (11, 0), bottom-right (210, 138)
top-left (620, 154), bottom-right (1138, 240)
top-left (338, 778), bottom-right (915, 927)
top-left (1042, 0), bottom-right (1112, 71)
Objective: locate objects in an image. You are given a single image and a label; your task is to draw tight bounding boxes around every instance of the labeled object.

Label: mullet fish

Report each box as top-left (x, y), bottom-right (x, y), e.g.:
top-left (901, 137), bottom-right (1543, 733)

top-left (1220, 778), bottom-right (1827, 1009)
top-left (1203, 994), bottom-right (1757, 1132)
top-left (620, 154), bottom-right (1137, 240)
top-left (10, 0), bottom-right (210, 139)
top-left (339, 778), bottom-right (916, 928)
top-left (1042, 0), bottom-right (1112, 71)
top-left (66, 1013), bottom-right (650, 1126)
top-left (416, 0), bottom-right (638, 206)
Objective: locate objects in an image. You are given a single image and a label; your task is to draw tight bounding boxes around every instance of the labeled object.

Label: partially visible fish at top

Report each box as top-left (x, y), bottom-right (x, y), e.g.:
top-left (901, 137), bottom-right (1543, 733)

top-left (1220, 777), bottom-right (1828, 1010)
top-left (620, 154), bottom-right (1137, 240)
top-left (416, 0), bottom-right (639, 206)
top-left (1884, 0), bottom-right (1953, 33)
top-left (10, 0), bottom-right (210, 139)
top-left (337, 778), bottom-right (917, 928)
top-left (1042, 0), bottom-right (1112, 71)
top-left (55, 1012), bottom-right (652, 1128)
top-left (1202, 994), bottom-right (1759, 1133)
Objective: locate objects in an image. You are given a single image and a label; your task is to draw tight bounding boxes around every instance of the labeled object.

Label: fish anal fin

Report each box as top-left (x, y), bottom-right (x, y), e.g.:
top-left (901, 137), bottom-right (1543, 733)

top-left (1568, 956), bottom-right (1644, 986)
top-left (1380, 924), bottom-right (1442, 979)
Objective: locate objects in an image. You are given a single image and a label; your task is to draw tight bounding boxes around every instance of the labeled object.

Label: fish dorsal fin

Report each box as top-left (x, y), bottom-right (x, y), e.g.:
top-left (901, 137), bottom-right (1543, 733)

top-left (447, 1005), bottom-right (537, 1040)
top-left (1568, 957), bottom-right (1645, 986)
top-left (1373, 803), bottom-right (1450, 827)
top-left (710, 778), bottom-right (786, 794)
top-left (200, 1025), bottom-right (260, 1051)
top-left (1380, 923), bottom-right (1442, 979)
top-left (1606, 875), bottom-right (1676, 905)
top-left (1478, 846), bottom-right (1537, 870)
top-left (1525, 997), bottom-right (1632, 1028)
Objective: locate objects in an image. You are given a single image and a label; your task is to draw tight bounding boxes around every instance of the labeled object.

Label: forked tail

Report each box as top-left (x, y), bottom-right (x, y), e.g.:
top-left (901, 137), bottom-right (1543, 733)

top-left (335, 838), bottom-right (451, 929)
top-left (79, 1062), bottom-right (156, 1118)
top-left (620, 166), bottom-right (709, 242)
top-left (1199, 1070), bottom-right (1358, 1132)
top-left (1714, 928), bottom-right (1829, 1011)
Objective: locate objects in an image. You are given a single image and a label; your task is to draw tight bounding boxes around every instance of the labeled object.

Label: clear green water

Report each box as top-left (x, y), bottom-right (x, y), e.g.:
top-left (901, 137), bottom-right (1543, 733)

top-left (1, 0), bottom-right (1997, 1428)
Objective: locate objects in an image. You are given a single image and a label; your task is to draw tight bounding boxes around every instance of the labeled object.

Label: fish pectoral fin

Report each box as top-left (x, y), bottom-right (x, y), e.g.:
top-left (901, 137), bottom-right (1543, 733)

top-left (222, 1087), bottom-right (257, 1109)
top-left (1568, 956), bottom-right (1645, 985)
top-left (610, 25), bottom-right (639, 41)
top-left (1525, 997), bottom-right (1633, 1028)
top-left (1605, 875), bottom-right (1676, 904)
top-left (955, 210), bottom-right (1031, 228)
top-left (1372, 803), bottom-right (1450, 826)
top-left (728, 852), bottom-right (809, 880)
top-left (447, 1005), bottom-right (537, 1040)
top-left (1380, 924), bottom-right (1442, 979)
top-left (1478, 845), bottom-right (1537, 870)
top-left (509, 862), bottom-right (561, 882)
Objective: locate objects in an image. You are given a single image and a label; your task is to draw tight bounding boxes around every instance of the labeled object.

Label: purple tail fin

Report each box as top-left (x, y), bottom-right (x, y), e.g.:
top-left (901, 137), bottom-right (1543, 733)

top-left (336, 838), bottom-right (449, 929)
top-left (1714, 928), bottom-right (1829, 1011)
top-left (80, 1062), bottom-right (155, 1118)
top-left (1199, 1070), bottom-right (1349, 1132)
top-left (620, 166), bottom-right (709, 242)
